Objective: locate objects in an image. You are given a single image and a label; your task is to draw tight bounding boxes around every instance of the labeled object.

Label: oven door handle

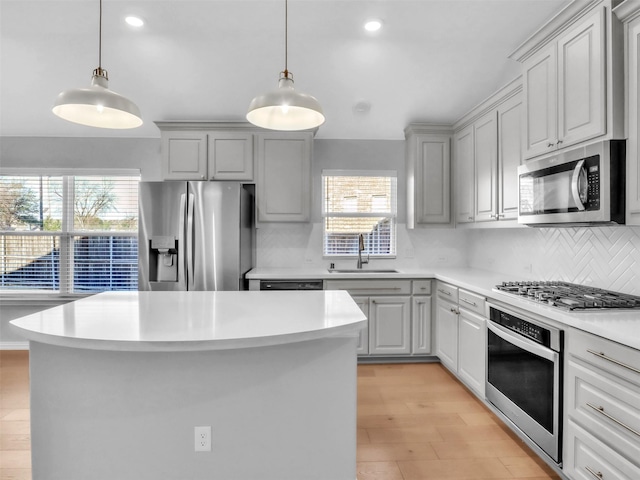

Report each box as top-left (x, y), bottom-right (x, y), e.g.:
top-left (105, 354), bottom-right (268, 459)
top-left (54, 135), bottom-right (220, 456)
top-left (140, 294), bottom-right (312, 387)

top-left (487, 320), bottom-right (558, 362)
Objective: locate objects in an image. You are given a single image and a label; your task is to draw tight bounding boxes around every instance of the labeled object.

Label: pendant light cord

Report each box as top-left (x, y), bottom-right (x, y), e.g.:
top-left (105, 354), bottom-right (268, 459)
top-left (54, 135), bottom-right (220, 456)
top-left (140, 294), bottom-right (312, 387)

top-left (98, 0), bottom-right (102, 69)
top-left (94, 0), bottom-right (107, 79)
top-left (283, 0), bottom-right (289, 78)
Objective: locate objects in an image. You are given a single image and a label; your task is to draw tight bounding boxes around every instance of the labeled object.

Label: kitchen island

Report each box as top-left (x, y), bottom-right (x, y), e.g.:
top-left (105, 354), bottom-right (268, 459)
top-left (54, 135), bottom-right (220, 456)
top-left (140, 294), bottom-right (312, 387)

top-left (10, 290), bottom-right (366, 480)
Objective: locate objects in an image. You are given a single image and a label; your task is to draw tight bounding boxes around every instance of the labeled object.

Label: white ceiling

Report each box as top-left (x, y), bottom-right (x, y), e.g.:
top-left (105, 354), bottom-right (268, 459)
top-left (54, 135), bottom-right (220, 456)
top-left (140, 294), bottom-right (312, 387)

top-left (0, 0), bottom-right (570, 140)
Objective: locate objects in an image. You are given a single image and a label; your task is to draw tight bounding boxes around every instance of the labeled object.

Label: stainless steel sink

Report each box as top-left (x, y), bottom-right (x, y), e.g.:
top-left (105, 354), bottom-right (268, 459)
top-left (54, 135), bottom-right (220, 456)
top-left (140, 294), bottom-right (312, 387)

top-left (327, 269), bottom-right (398, 274)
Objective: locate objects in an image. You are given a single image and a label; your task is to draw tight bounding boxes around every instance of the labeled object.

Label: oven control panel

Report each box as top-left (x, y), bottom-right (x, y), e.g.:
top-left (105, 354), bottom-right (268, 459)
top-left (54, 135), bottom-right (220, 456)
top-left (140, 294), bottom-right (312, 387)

top-left (489, 307), bottom-right (551, 347)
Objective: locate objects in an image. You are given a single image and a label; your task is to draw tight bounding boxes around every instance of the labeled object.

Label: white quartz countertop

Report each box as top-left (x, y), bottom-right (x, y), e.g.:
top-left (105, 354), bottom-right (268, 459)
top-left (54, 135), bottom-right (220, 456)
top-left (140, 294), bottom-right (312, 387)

top-left (9, 290), bottom-right (367, 352)
top-left (247, 267), bottom-right (640, 350)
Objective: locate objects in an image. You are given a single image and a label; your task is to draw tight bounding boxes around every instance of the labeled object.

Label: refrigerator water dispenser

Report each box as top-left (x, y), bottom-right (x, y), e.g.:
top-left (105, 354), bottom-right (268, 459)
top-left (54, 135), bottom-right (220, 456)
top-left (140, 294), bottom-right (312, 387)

top-left (150, 236), bottom-right (178, 282)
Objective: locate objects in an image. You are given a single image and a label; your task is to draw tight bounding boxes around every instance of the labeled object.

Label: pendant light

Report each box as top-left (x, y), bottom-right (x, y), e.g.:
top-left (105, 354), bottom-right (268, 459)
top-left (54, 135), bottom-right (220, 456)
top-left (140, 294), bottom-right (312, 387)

top-left (52, 0), bottom-right (142, 129)
top-left (246, 0), bottom-right (324, 131)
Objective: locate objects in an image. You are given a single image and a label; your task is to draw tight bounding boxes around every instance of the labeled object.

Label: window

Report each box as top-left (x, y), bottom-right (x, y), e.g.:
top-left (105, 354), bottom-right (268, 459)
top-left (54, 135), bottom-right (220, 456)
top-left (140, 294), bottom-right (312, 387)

top-left (0, 172), bottom-right (140, 293)
top-left (322, 170), bottom-right (397, 256)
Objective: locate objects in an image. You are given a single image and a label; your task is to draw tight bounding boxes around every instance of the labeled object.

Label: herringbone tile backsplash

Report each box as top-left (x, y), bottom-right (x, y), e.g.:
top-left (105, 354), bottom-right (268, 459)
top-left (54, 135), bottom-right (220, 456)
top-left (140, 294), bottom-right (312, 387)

top-left (467, 226), bottom-right (640, 296)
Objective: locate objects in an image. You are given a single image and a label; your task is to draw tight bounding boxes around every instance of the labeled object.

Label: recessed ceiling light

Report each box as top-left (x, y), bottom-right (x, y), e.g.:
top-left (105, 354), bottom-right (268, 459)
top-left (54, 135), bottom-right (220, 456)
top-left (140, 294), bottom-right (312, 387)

top-left (125, 16), bottom-right (144, 27)
top-left (364, 20), bottom-right (382, 32)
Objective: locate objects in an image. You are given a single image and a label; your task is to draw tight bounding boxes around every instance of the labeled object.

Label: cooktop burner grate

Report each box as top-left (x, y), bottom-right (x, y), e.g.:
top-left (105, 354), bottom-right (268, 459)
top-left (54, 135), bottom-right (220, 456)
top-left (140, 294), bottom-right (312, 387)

top-left (494, 281), bottom-right (640, 310)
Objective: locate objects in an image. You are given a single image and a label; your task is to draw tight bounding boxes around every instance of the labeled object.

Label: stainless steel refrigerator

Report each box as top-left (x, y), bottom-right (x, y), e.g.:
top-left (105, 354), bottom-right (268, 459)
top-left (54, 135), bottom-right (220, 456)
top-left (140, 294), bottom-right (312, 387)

top-left (138, 181), bottom-right (255, 291)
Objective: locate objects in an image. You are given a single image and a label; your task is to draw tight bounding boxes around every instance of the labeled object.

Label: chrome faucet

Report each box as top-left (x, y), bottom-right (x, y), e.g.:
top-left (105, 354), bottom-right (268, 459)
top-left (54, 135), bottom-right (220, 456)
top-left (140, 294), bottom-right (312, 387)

top-left (357, 233), bottom-right (369, 269)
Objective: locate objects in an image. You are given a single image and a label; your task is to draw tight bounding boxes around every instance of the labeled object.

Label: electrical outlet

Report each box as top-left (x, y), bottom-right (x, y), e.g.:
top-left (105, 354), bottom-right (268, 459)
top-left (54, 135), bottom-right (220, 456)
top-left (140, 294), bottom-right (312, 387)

top-left (194, 426), bottom-right (211, 452)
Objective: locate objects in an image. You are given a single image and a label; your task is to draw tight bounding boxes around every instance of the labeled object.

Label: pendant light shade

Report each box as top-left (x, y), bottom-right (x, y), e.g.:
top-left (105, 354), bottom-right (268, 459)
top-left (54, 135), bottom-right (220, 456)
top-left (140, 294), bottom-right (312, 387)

top-left (53, 68), bottom-right (142, 129)
top-left (52, 0), bottom-right (142, 129)
top-left (247, 73), bottom-right (324, 131)
top-left (247, 0), bottom-right (324, 131)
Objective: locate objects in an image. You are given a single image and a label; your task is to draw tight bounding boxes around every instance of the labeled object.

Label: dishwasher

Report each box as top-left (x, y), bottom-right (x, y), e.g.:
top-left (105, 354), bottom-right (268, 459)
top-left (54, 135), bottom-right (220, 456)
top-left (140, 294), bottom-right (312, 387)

top-left (259, 280), bottom-right (324, 290)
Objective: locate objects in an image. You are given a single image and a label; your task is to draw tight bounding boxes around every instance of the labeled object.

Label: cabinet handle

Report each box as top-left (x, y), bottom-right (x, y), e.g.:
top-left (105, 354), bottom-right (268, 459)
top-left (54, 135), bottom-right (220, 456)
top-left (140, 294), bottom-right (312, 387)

top-left (586, 349), bottom-right (640, 375)
top-left (586, 403), bottom-right (640, 437)
top-left (348, 287), bottom-right (403, 292)
top-left (467, 216), bottom-right (473, 221)
top-left (459, 298), bottom-right (478, 307)
top-left (547, 142), bottom-right (555, 148)
top-left (450, 307), bottom-right (460, 314)
top-left (438, 289), bottom-right (452, 296)
top-left (557, 140), bottom-right (563, 145)
top-left (584, 466), bottom-right (603, 479)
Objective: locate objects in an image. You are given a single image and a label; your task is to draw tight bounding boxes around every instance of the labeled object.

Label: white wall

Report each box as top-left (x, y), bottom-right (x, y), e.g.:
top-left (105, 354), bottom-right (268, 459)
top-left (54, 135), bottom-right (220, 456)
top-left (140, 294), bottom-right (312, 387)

top-left (0, 136), bottom-right (162, 180)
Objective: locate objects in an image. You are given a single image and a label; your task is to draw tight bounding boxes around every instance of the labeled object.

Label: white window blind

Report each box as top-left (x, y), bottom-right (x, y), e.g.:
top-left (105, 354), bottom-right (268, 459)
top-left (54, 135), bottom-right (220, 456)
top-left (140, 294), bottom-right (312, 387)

top-left (0, 174), bottom-right (139, 293)
top-left (322, 171), bottom-right (397, 256)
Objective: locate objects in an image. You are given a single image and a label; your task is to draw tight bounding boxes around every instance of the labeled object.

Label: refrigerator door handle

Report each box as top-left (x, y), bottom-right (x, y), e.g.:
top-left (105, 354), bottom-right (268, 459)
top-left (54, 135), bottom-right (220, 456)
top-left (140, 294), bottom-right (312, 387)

top-left (178, 193), bottom-right (187, 288)
top-left (186, 192), bottom-right (195, 289)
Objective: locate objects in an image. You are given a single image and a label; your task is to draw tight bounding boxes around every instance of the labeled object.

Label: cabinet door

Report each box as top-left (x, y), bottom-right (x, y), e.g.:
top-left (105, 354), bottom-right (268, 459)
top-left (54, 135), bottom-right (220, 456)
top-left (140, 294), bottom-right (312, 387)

top-left (412, 296), bottom-right (432, 354)
top-left (454, 125), bottom-right (475, 224)
top-left (208, 132), bottom-right (254, 181)
top-left (557, 8), bottom-right (606, 148)
top-left (162, 132), bottom-right (208, 180)
top-left (474, 112), bottom-right (498, 222)
top-left (523, 43), bottom-right (558, 159)
top-left (415, 134), bottom-right (451, 224)
top-left (458, 308), bottom-right (486, 397)
top-left (369, 296), bottom-right (411, 355)
top-left (352, 296), bottom-right (370, 355)
top-left (435, 297), bottom-right (458, 371)
top-left (627, 15), bottom-right (640, 225)
top-left (256, 133), bottom-right (312, 222)
top-left (497, 94), bottom-right (523, 220)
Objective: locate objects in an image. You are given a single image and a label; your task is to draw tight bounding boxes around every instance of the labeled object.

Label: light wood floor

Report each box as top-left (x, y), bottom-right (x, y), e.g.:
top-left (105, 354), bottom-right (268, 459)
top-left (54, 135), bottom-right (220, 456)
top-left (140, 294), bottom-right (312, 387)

top-left (0, 351), bottom-right (560, 480)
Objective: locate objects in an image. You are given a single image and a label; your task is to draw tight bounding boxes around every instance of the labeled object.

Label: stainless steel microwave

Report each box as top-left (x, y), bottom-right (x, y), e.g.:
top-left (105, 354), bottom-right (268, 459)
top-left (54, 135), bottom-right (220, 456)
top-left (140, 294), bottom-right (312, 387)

top-left (518, 140), bottom-right (625, 226)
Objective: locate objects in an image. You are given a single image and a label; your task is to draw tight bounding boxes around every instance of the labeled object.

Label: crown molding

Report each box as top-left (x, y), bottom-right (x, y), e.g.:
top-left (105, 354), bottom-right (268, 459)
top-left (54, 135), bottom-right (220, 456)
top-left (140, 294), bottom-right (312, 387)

top-left (509, 0), bottom-right (608, 63)
top-left (453, 76), bottom-right (522, 132)
top-left (613, 0), bottom-right (640, 22)
top-left (403, 124), bottom-right (453, 138)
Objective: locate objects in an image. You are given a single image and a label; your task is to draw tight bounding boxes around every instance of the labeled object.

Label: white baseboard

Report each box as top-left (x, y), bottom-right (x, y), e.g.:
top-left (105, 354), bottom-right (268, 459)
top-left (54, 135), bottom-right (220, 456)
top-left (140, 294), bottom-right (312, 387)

top-left (0, 341), bottom-right (29, 350)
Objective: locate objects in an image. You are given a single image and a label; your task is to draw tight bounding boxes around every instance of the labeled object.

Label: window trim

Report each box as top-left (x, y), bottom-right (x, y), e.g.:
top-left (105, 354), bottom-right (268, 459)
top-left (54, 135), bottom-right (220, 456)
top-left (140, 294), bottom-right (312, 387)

top-left (322, 169), bottom-right (398, 258)
top-left (0, 169), bottom-right (140, 295)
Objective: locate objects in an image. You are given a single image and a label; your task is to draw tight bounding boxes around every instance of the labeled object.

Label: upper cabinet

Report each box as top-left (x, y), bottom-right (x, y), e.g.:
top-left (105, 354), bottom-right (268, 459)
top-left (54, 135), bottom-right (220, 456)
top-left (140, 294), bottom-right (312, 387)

top-left (256, 132), bottom-right (312, 223)
top-left (454, 125), bottom-right (475, 224)
top-left (208, 132), bottom-right (254, 181)
top-left (405, 125), bottom-right (453, 227)
top-left (510, 0), bottom-right (624, 160)
top-left (156, 122), bottom-right (255, 181)
top-left (496, 94), bottom-right (524, 220)
top-left (453, 79), bottom-right (523, 225)
top-left (614, 0), bottom-right (640, 226)
top-left (156, 122), bottom-right (314, 223)
top-left (160, 130), bottom-right (209, 180)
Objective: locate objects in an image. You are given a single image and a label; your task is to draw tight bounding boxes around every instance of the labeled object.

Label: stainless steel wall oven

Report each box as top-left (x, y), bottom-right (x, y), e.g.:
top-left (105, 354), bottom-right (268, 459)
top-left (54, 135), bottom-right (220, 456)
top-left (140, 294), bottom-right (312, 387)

top-left (486, 303), bottom-right (563, 464)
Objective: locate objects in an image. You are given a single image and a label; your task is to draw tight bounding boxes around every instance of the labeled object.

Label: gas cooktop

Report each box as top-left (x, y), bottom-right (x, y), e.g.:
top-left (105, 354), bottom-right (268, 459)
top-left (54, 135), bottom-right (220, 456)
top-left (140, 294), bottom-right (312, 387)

top-left (494, 281), bottom-right (640, 311)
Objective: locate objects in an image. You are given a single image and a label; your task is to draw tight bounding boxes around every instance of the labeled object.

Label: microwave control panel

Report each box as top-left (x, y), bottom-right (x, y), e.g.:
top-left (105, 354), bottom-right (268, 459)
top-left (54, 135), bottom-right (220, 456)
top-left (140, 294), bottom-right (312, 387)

top-left (585, 155), bottom-right (600, 211)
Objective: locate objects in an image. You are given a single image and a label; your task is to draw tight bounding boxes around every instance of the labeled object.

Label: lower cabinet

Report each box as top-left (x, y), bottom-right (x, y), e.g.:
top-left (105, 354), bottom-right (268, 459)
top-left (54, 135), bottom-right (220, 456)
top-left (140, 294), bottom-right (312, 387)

top-left (458, 308), bottom-right (486, 397)
top-left (369, 296), bottom-right (411, 355)
top-left (352, 296), bottom-right (370, 355)
top-left (435, 282), bottom-right (486, 397)
top-left (325, 279), bottom-right (432, 359)
top-left (564, 327), bottom-right (640, 479)
top-left (435, 286), bottom-right (459, 371)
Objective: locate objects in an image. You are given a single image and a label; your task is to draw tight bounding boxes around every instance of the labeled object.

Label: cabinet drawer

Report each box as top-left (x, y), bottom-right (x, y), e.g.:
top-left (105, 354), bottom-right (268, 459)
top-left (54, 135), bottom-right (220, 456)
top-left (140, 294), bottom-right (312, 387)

top-left (568, 328), bottom-right (640, 387)
top-left (436, 282), bottom-right (458, 303)
top-left (458, 289), bottom-right (485, 316)
top-left (324, 280), bottom-right (411, 296)
top-left (412, 280), bottom-right (432, 295)
top-left (565, 420), bottom-right (640, 480)
top-left (567, 358), bottom-right (640, 463)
